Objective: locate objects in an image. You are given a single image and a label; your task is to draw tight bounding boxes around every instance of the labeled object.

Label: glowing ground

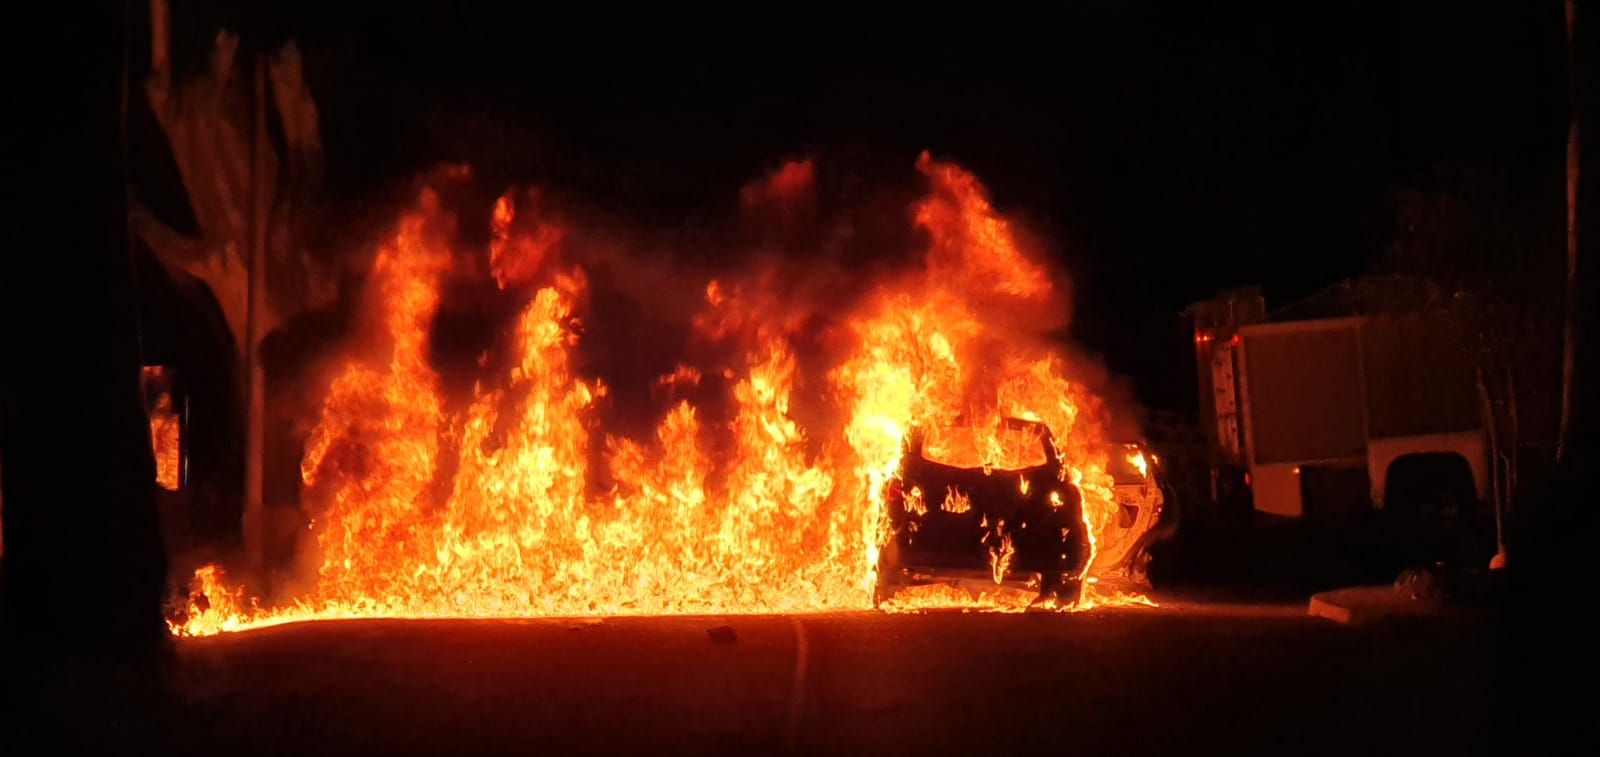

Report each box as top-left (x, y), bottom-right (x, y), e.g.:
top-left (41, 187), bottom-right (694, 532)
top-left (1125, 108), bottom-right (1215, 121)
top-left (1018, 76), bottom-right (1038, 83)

top-left (16, 602), bottom-right (1510, 755)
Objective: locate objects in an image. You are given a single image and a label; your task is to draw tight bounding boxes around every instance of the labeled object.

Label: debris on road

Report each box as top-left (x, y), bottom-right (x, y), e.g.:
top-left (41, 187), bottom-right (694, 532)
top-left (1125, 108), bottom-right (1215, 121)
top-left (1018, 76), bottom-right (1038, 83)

top-left (1309, 585), bottom-right (1445, 624)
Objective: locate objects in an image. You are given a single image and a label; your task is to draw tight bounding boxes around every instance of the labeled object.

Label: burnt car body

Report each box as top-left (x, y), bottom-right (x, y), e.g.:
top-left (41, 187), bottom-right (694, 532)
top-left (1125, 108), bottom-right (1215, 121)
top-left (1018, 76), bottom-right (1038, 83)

top-left (875, 418), bottom-right (1090, 606)
top-left (1093, 441), bottom-right (1169, 581)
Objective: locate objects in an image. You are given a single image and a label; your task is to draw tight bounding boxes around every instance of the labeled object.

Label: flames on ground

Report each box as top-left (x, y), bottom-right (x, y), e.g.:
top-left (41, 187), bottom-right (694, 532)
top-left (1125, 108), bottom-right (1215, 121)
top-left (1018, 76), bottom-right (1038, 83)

top-left (171, 153), bottom-right (1152, 636)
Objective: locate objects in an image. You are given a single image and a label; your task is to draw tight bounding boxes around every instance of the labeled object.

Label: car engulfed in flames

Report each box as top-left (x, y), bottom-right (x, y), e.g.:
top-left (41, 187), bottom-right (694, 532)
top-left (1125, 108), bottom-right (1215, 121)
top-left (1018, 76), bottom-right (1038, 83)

top-left (876, 418), bottom-right (1091, 608)
top-left (875, 424), bottom-right (1166, 609)
top-left (168, 153), bottom-right (1160, 635)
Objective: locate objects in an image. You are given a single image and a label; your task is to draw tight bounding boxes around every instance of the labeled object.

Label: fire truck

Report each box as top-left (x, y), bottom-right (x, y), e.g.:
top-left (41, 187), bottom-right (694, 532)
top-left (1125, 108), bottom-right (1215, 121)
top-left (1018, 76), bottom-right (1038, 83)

top-left (1188, 288), bottom-right (1488, 523)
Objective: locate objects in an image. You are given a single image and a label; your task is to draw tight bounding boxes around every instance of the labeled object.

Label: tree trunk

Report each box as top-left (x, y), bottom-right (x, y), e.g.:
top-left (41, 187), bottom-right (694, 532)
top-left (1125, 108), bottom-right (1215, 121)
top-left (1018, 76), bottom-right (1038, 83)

top-left (1503, 363), bottom-right (1519, 518)
top-left (243, 58), bottom-right (268, 573)
top-left (1474, 363), bottom-right (1505, 561)
top-left (1558, 0), bottom-right (1579, 461)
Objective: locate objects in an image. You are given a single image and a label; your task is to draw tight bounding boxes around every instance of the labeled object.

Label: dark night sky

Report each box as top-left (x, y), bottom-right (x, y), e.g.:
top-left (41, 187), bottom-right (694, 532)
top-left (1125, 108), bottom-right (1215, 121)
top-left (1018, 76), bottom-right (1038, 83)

top-left (143, 1), bottom-right (1568, 412)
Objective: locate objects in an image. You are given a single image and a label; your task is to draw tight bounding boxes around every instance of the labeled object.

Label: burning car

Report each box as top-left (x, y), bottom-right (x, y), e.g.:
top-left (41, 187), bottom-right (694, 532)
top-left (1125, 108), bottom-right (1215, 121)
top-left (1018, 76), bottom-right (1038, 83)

top-left (874, 423), bottom-right (1168, 607)
top-left (874, 418), bottom-right (1092, 607)
top-left (167, 152), bottom-right (1163, 634)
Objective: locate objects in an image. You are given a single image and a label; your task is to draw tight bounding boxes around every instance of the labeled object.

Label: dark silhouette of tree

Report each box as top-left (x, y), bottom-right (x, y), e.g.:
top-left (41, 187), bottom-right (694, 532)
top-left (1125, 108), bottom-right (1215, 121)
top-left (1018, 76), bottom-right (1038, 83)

top-left (132, 0), bottom-right (334, 571)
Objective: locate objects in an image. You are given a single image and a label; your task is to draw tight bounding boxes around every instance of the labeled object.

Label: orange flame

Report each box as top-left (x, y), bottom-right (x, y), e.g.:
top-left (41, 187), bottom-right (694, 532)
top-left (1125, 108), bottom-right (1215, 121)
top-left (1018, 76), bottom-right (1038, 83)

top-left (170, 155), bottom-right (1153, 635)
top-left (1127, 445), bottom-right (1150, 479)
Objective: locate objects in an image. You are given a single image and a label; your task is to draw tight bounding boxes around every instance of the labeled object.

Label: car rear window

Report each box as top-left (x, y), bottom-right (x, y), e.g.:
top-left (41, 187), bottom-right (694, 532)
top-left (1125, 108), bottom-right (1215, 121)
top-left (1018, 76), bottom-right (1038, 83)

top-left (1106, 444), bottom-right (1150, 485)
top-left (921, 423), bottom-right (1048, 470)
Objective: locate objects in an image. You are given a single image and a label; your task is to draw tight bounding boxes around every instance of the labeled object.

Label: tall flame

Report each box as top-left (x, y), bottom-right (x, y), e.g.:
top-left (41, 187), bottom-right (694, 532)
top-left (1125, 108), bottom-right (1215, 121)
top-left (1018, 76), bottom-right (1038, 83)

top-left (170, 155), bottom-right (1147, 635)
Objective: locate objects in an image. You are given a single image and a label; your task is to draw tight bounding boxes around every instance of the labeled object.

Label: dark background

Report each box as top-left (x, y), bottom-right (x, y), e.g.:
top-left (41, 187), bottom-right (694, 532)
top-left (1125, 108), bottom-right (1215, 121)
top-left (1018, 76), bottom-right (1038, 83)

top-left (134, 1), bottom-right (1568, 413)
top-left (1, 6), bottom-right (1588, 748)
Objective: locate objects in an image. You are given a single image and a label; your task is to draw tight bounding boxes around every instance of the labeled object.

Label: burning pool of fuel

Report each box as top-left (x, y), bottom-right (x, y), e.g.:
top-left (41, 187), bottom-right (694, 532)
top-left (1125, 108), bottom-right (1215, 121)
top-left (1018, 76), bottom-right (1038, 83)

top-left (171, 154), bottom-right (1153, 636)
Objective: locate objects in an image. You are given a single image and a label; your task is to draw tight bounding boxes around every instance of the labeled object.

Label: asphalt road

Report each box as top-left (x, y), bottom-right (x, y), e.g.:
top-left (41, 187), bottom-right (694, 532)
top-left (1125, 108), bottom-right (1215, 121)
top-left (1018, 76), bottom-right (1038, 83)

top-left (12, 602), bottom-right (1511, 756)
